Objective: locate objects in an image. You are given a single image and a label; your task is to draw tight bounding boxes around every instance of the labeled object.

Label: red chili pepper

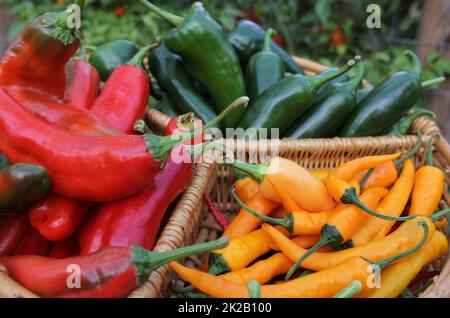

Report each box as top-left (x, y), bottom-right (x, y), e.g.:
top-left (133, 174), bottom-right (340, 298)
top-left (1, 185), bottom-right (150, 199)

top-left (2, 237), bottom-right (228, 298)
top-left (90, 46), bottom-right (150, 134)
top-left (80, 114), bottom-right (202, 254)
top-left (14, 226), bottom-right (51, 257)
top-left (330, 28), bottom-right (347, 47)
top-left (0, 213), bottom-right (29, 256)
top-left (0, 6), bottom-right (81, 99)
top-left (114, 6), bottom-right (127, 18)
top-left (64, 59), bottom-right (100, 109)
top-left (49, 236), bottom-right (80, 259)
top-left (29, 194), bottom-right (90, 242)
top-left (203, 193), bottom-right (229, 230)
top-left (165, 113), bottom-right (204, 145)
top-left (272, 34), bottom-right (284, 46)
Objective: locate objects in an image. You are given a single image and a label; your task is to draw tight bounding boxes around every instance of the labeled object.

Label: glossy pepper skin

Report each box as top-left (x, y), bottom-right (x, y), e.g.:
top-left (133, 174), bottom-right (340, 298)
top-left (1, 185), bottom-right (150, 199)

top-left (228, 20), bottom-right (305, 75)
top-left (141, 1), bottom-right (246, 128)
top-left (0, 213), bottom-right (28, 256)
top-left (285, 61), bottom-right (364, 138)
top-left (80, 114), bottom-right (200, 254)
top-left (2, 237), bottom-right (228, 298)
top-left (148, 42), bottom-right (217, 125)
top-left (245, 28), bottom-right (285, 101)
top-left (315, 67), bottom-right (351, 97)
top-left (0, 15), bottom-right (79, 99)
top-left (239, 59), bottom-right (357, 139)
top-left (340, 51), bottom-right (423, 137)
top-left (90, 46), bottom-right (150, 134)
top-left (64, 59), bottom-right (100, 109)
top-left (0, 88), bottom-right (161, 202)
top-left (0, 164), bottom-right (50, 212)
top-left (88, 39), bottom-right (139, 81)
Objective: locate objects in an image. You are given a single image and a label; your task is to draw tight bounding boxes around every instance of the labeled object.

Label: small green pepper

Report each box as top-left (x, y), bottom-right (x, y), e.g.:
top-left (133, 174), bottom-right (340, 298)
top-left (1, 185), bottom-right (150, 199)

top-left (285, 59), bottom-right (364, 138)
top-left (355, 87), bottom-right (373, 104)
top-left (228, 20), bottom-right (305, 75)
top-left (89, 39), bottom-right (139, 81)
top-left (315, 67), bottom-right (351, 97)
top-left (148, 42), bottom-right (218, 126)
top-left (140, 1), bottom-right (246, 128)
top-left (0, 164), bottom-right (51, 212)
top-left (154, 96), bottom-right (179, 118)
top-left (385, 109), bottom-right (435, 135)
top-left (239, 58), bottom-right (358, 139)
top-left (340, 51), bottom-right (444, 137)
top-left (245, 28), bottom-right (285, 101)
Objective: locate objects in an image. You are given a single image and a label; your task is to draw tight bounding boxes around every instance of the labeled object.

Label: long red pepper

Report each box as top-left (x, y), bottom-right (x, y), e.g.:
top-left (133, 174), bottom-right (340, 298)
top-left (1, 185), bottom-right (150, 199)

top-left (80, 113), bottom-right (202, 254)
top-left (13, 226), bottom-right (51, 257)
top-left (0, 213), bottom-right (29, 256)
top-left (28, 46), bottom-right (153, 241)
top-left (2, 237), bottom-right (228, 298)
top-left (64, 59), bottom-right (100, 109)
top-left (203, 193), bottom-right (229, 230)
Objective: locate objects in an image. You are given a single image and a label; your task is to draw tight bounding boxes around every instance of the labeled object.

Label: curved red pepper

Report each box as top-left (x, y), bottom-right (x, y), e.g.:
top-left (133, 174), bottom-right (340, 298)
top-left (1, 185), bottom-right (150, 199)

top-left (13, 226), bottom-right (51, 257)
top-left (49, 236), bottom-right (80, 259)
top-left (80, 115), bottom-right (202, 254)
top-left (2, 238), bottom-right (228, 298)
top-left (0, 213), bottom-right (28, 256)
top-left (0, 88), bottom-right (162, 202)
top-left (64, 59), bottom-right (100, 109)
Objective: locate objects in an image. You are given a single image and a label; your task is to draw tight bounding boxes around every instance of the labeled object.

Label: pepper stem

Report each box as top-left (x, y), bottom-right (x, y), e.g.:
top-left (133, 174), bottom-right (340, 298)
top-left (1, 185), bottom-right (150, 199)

top-left (228, 161), bottom-right (269, 183)
top-left (133, 120), bottom-right (153, 134)
top-left (333, 280), bottom-right (363, 298)
top-left (359, 168), bottom-right (374, 189)
top-left (132, 237), bottom-right (229, 286)
top-left (430, 208), bottom-right (450, 222)
top-left (139, 0), bottom-right (184, 26)
top-left (344, 59), bottom-right (365, 92)
top-left (374, 221), bottom-right (429, 269)
top-left (306, 56), bottom-right (359, 92)
top-left (285, 237), bottom-right (332, 281)
top-left (231, 187), bottom-right (292, 231)
top-left (422, 77), bottom-right (446, 88)
top-left (404, 50), bottom-right (422, 77)
top-left (247, 280), bottom-right (261, 298)
top-left (128, 42), bottom-right (159, 67)
top-left (341, 187), bottom-right (416, 221)
top-left (426, 134), bottom-right (439, 166)
top-left (263, 28), bottom-right (277, 52)
top-left (394, 133), bottom-right (423, 170)
top-left (395, 110), bottom-right (435, 135)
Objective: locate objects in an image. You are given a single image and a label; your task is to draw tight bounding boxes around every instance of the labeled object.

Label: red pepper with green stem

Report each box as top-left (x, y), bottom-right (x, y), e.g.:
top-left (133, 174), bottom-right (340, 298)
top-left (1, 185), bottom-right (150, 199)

top-left (0, 89), bottom-right (244, 201)
top-left (0, 1), bottom-right (85, 99)
top-left (80, 113), bottom-right (205, 254)
top-left (2, 237), bottom-right (228, 298)
top-left (0, 213), bottom-right (28, 256)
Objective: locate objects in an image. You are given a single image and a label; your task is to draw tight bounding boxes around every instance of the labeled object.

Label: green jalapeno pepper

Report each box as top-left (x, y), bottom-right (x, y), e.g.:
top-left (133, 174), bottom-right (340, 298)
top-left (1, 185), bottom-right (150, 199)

top-left (154, 96), bottom-right (180, 118)
top-left (245, 28), bottom-right (285, 101)
top-left (239, 58), bottom-right (358, 139)
top-left (89, 39), bottom-right (139, 81)
top-left (385, 109), bottom-right (435, 135)
top-left (139, 1), bottom-right (246, 128)
top-left (340, 51), bottom-right (444, 137)
top-left (0, 164), bottom-right (51, 212)
top-left (285, 59), bottom-right (364, 138)
top-left (355, 87), bottom-right (373, 104)
top-left (148, 42), bottom-right (218, 126)
top-left (316, 67), bottom-right (351, 97)
top-left (228, 19), bottom-right (305, 75)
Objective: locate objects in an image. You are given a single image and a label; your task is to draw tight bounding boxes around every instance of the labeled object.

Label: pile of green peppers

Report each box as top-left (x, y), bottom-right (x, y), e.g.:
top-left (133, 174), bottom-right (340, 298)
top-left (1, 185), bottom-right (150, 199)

top-left (92, 1), bottom-right (443, 140)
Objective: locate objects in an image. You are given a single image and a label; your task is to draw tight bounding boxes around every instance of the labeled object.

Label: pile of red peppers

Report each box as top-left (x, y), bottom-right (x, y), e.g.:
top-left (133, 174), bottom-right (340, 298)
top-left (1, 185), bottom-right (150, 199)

top-left (0, 1), bottom-right (239, 298)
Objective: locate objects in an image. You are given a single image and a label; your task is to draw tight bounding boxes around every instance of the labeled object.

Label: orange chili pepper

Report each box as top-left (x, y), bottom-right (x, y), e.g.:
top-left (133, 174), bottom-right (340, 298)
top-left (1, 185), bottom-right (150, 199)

top-left (311, 169), bottom-right (330, 184)
top-left (351, 159), bottom-right (415, 245)
top-left (271, 235), bottom-right (332, 252)
top-left (408, 134), bottom-right (445, 217)
top-left (285, 187), bottom-right (388, 279)
top-left (267, 175), bottom-right (301, 211)
top-left (231, 157), bottom-right (335, 212)
top-left (235, 177), bottom-right (259, 202)
top-left (263, 214), bottom-right (436, 272)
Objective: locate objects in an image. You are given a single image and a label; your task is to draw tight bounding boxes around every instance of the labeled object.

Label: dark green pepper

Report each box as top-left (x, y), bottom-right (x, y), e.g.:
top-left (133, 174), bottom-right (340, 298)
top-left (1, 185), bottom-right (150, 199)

top-left (285, 59), bottom-right (364, 138)
top-left (89, 39), bottom-right (139, 81)
top-left (355, 87), bottom-right (373, 104)
top-left (0, 164), bottom-right (51, 212)
top-left (148, 42), bottom-right (218, 126)
top-left (140, 1), bottom-right (246, 128)
top-left (228, 20), bottom-right (305, 75)
top-left (0, 153), bottom-right (10, 170)
top-left (316, 67), bottom-right (351, 97)
top-left (340, 51), bottom-right (444, 137)
top-left (154, 96), bottom-right (179, 118)
top-left (385, 109), bottom-right (435, 135)
top-left (239, 58), bottom-right (358, 139)
top-left (245, 28), bottom-right (285, 101)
